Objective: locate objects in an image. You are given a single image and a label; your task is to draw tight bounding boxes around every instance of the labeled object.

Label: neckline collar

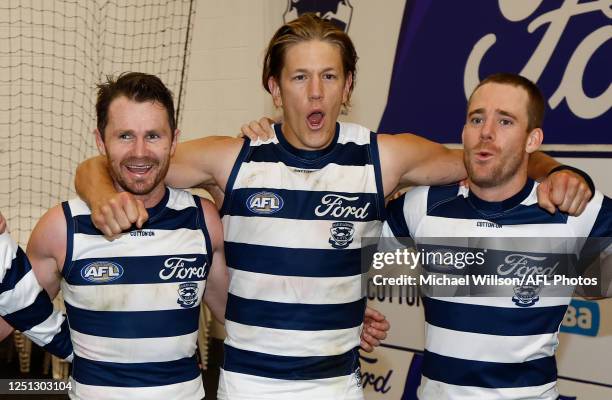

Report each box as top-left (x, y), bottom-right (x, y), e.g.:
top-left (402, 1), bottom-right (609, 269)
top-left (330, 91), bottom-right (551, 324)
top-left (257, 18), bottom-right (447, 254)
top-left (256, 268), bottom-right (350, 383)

top-left (144, 187), bottom-right (170, 222)
top-left (274, 122), bottom-right (340, 161)
top-left (468, 179), bottom-right (534, 213)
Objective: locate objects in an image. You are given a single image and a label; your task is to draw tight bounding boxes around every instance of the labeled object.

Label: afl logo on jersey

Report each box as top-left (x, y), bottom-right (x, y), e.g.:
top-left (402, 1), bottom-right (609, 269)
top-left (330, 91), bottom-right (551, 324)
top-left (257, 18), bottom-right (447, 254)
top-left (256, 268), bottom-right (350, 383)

top-left (81, 261), bottom-right (124, 283)
top-left (246, 191), bottom-right (284, 215)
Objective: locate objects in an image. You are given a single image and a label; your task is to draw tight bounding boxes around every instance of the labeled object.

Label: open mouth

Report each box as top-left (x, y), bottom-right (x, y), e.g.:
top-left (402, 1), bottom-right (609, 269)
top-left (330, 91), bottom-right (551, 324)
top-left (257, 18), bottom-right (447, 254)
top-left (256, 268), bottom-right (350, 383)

top-left (306, 110), bottom-right (325, 130)
top-left (475, 150), bottom-right (495, 162)
top-left (124, 164), bottom-right (153, 176)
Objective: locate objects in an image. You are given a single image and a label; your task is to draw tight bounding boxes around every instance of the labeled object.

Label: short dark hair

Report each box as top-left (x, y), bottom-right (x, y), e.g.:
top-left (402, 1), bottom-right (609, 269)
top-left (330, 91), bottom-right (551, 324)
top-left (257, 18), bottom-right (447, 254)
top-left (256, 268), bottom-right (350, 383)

top-left (262, 13), bottom-right (358, 106)
top-left (96, 72), bottom-right (176, 138)
top-left (468, 73), bottom-right (545, 132)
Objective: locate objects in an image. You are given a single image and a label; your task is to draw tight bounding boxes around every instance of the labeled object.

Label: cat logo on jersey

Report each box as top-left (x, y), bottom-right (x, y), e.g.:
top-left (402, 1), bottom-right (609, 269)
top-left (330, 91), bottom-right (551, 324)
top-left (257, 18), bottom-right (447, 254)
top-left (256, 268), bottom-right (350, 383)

top-left (329, 221), bottom-right (355, 249)
top-left (81, 261), bottom-right (124, 283)
top-left (246, 191), bottom-right (284, 215)
top-left (512, 283), bottom-right (541, 307)
top-left (177, 282), bottom-right (199, 308)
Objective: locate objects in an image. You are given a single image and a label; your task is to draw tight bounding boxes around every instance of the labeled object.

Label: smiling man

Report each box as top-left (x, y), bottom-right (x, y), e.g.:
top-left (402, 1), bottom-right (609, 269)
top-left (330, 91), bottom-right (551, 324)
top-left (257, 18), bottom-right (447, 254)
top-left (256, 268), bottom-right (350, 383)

top-left (28, 73), bottom-right (229, 400)
top-left (74, 15), bottom-right (591, 400)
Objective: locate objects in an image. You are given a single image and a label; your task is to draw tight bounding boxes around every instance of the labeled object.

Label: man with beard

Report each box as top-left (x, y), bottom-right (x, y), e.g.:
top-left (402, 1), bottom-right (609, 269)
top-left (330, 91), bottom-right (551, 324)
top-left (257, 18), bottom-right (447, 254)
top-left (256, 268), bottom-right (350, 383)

top-left (26, 72), bottom-right (229, 400)
top-left (382, 73), bottom-right (611, 400)
top-left (74, 16), bottom-right (590, 400)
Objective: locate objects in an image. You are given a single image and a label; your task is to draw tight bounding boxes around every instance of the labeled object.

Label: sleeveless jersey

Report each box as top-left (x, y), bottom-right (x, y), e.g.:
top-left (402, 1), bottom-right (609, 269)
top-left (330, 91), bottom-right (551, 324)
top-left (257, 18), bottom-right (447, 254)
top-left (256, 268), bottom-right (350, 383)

top-left (219, 122), bottom-right (386, 400)
top-left (383, 180), bottom-right (611, 400)
top-left (61, 188), bottom-right (212, 400)
top-left (0, 233), bottom-right (73, 360)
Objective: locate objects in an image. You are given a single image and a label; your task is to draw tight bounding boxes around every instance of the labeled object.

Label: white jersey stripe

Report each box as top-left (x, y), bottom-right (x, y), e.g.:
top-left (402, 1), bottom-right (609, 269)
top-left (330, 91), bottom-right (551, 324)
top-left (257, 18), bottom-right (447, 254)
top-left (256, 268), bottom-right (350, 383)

top-left (70, 375), bottom-right (204, 400)
top-left (225, 320), bottom-right (361, 358)
top-left (425, 322), bottom-right (557, 363)
top-left (61, 280), bottom-right (207, 312)
top-left (23, 311), bottom-right (67, 347)
top-left (218, 369), bottom-right (364, 400)
top-left (233, 162), bottom-right (378, 194)
top-left (418, 376), bottom-right (558, 400)
top-left (0, 269), bottom-right (41, 314)
top-left (71, 329), bottom-right (198, 363)
top-left (223, 215), bottom-right (382, 250)
top-left (228, 268), bottom-right (362, 304)
top-left (72, 228), bottom-right (206, 260)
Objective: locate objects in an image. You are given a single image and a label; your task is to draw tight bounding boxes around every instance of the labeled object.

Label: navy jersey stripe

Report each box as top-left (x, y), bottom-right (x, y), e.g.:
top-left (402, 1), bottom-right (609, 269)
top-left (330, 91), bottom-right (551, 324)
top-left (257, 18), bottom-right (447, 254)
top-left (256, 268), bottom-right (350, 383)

top-left (3, 291), bottom-right (52, 332)
top-left (426, 183), bottom-right (570, 225)
top-left (385, 194), bottom-right (411, 237)
top-left (65, 302), bottom-right (200, 338)
top-left (588, 196), bottom-right (612, 237)
top-left (369, 131), bottom-right (387, 220)
top-left (423, 297), bottom-right (567, 336)
top-left (64, 254), bottom-right (209, 285)
top-left (225, 242), bottom-right (364, 277)
top-left (422, 350), bottom-right (557, 388)
top-left (226, 293), bottom-right (366, 331)
top-left (426, 184), bottom-right (460, 212)
top-left (42, 319), bottom-right (73, 359)
top-left (227, 188), bottom-right (380, 222)
top-left (220, 138), bottom-right (252, 217)
top-left (61, 201), bottom-right (75, 277)
top-left (72, 207), bottom-right (201, 235)
top-left (223, 345), bottom-right (359, 380)
top-left (249, 140), bottom-right (372, 168)
top-left (0, 247), bottom-right (30, 293)
top-left (72, 354), bottom-right (200, 387)
top-left (194, 195), bottom-right (214, 273)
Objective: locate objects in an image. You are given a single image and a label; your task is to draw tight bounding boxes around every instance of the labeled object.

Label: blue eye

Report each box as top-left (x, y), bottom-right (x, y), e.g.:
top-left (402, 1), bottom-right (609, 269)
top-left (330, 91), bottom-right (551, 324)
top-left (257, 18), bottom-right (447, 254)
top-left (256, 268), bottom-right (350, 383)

top-left (500, 119), bottom-right (513, 126)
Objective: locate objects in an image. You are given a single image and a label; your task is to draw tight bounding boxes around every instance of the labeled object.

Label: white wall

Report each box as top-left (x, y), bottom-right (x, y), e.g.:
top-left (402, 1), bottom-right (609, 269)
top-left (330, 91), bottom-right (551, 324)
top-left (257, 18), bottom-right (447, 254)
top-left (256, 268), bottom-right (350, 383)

top-left (181, 0), bottom-right (406, 139)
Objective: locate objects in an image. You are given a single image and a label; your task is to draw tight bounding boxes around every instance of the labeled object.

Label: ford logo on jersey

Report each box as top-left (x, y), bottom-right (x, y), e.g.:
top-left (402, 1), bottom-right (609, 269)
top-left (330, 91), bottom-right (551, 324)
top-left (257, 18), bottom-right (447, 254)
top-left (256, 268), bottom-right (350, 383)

top-left (81, 261), bottom-right (124, 283)
top-left (246, 191), bottom-right (284, 215)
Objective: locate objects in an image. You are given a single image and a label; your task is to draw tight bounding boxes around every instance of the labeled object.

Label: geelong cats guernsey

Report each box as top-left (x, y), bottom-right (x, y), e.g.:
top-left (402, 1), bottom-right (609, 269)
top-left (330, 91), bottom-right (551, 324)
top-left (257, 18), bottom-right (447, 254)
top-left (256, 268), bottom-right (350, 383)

top-left (383, 181), bottom-right (611, 400)
top-left (0, 233), bottom-right (73, 360)
top-left (219, 122), bottom-right (386, 400)
top-left (61, 188), bottom-right (212, 400)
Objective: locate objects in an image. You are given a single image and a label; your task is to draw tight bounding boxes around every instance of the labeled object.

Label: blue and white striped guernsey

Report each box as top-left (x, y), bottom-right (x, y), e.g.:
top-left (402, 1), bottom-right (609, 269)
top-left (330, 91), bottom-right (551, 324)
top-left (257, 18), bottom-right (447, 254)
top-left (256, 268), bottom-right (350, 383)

top-left (61, 188), bottom-right (212, 400)
top-left (0, 232), bottom-right (73, 360)
top-left (383, 180), bottom-right (611, 400)
top-left (219, 122), bottom-right (386, 400)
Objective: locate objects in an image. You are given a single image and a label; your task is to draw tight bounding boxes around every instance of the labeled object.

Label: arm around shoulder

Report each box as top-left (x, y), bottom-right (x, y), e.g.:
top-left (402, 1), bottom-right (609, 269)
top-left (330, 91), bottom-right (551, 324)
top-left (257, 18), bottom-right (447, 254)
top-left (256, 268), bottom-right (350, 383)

top-left (167, 136), bottom-right (244, 191)
top-left (378, 133), bottom-right (465, 195)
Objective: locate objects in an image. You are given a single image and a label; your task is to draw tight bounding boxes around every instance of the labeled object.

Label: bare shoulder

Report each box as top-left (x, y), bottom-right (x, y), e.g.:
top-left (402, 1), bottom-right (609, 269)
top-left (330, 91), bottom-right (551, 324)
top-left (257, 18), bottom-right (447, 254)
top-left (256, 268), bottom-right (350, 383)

top-left (27, 204), bottom-right (67, 263)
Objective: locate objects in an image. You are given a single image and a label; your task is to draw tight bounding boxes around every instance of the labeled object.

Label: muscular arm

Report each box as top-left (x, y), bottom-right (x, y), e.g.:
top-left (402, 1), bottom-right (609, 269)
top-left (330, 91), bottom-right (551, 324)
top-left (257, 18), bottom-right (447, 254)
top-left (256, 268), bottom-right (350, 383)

top-left (74, 135), bottom-right (243, 236)
top-left (201, 199), bottom-right (229, 324)
top-left (378, 133), bottom-right (465, 196)
top-left (26, 205), bottom-right (67, 299)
